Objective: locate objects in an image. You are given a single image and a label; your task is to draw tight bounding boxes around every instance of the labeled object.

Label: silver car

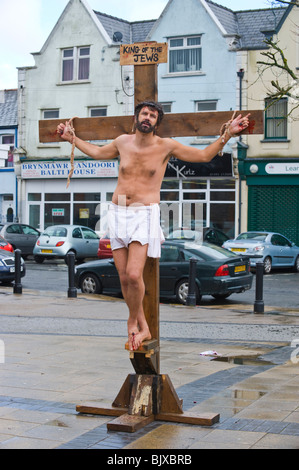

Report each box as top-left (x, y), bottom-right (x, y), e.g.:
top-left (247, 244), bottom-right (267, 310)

top-left (33, 225), bottom-right (100, 264)
top-left (223, 231), bottom-right (299, 274)
top-left (0, 223), bottom-right (40, 257)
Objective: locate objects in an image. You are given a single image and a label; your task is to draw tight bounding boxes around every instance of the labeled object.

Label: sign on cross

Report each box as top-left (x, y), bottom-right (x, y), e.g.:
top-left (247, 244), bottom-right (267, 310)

top-left (39, 42), bottom-right (263, 432)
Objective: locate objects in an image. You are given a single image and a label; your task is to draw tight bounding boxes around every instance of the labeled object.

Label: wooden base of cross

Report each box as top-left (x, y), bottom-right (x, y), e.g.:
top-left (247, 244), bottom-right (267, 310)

top-left (76, 339), bottom-right (219, 433)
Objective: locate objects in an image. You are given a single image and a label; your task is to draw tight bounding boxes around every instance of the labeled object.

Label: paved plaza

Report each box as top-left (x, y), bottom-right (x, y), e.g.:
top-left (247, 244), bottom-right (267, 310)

top-left (0, 287), bottom-right (299, 449)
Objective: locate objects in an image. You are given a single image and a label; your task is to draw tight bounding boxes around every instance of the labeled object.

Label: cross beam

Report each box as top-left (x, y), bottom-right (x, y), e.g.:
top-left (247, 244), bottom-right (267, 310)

top-left (39, 109), bottom-right (263, 142)
top-left (39, 45), bottom-right (263, 433)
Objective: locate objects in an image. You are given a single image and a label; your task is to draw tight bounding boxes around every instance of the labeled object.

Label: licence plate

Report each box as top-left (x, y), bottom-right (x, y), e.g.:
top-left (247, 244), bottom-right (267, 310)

top-left (235, 265), bottom-right (246, 273)
top-left (41, 249), bottom-right (53, 254)
top-left (231, 248), bottom-right (246, 252)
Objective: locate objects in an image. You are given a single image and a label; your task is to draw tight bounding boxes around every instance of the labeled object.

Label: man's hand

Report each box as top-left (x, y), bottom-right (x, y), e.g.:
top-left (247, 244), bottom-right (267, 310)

top-left (228, 113), bottom-right (250, 136)
top-left (57, 121), bottom-right (75, 143)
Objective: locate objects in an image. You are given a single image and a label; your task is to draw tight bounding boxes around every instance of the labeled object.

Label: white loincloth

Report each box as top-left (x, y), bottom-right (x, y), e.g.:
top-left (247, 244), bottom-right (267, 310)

top-left (108, 203), bottom-right (165, 258)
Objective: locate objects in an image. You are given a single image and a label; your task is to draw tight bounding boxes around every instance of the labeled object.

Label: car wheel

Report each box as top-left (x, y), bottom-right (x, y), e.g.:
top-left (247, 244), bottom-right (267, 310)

top-left (34, 255), bottom-right (45, 264)
top-left (80, 273), bottom-right (102, 294)
top-left (263, 256), bottom-right (272, 274)
top-left (294, 256), bottom-right (299, 273)
top-left (175, 279), bottom-right (201, 305)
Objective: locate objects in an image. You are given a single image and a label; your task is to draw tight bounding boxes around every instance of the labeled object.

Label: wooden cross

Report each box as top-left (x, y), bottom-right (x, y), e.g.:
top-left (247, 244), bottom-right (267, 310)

top-left (39, 42), bottom-right (263, 433)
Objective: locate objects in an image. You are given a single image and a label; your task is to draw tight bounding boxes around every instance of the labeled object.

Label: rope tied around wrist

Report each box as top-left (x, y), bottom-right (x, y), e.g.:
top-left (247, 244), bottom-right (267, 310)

top-left (219, 110), bottom-right (238, 156)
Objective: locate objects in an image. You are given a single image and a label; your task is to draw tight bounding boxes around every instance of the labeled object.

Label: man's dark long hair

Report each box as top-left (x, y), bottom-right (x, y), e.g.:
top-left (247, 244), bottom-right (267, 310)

top-left (134, 101), bottom-right (164, 129)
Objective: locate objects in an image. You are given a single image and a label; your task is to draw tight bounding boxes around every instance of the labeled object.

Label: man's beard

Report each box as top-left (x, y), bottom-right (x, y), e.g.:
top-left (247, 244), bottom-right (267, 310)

top-left (136, 119), bottom-right (156, 134)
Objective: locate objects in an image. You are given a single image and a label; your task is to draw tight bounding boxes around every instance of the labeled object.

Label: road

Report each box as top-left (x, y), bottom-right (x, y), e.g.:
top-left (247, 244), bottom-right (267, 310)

top-left (1, 257), bottom-right (299, 343)
top-left (20, 257), bottom-right (299, 309)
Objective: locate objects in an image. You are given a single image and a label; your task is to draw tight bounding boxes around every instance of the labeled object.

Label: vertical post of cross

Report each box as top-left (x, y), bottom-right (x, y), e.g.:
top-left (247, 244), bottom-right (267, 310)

top-left (134, 59), bottom-right (160, 374)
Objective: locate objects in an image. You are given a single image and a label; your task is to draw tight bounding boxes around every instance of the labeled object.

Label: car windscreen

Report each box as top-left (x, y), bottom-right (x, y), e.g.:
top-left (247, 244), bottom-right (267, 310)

top-left (184, 243), bottom-right (238, 260)
top-left (43, 227), bottom-right (67, 237)
top-left (236, 232), bottom-right (267, 241)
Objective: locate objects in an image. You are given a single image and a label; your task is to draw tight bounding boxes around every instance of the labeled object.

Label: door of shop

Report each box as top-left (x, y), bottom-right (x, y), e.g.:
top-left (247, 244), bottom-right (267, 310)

top-left (248, 185), bottom-right (299, 245)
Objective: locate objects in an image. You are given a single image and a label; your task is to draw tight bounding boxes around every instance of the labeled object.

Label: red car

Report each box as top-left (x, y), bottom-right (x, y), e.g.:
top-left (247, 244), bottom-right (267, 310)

top-left (0, 235), bottom-right (13, 253)
top-left (97, 235), bottom-right (113, 259)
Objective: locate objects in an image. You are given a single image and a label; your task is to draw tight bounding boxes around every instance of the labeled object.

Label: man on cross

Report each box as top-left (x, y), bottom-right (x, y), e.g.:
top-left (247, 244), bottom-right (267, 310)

top-left (57, 101), bottom-right (249, 351)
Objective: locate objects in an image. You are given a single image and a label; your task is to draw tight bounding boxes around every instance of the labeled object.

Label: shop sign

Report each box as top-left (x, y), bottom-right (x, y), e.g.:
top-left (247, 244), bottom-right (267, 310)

top-left (165, 153), bottom-right (233, 178)
top-left (265, 163), bottom-right (299, 175)
top-left (21, 160), bottom-right (118, 179)
top-left (52, 209), bottom-right (64, 217)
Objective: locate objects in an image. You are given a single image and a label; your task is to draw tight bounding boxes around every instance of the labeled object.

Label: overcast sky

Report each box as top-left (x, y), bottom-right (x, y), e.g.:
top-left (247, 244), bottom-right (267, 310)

top-left (0, 0), bottom-right (278, 89)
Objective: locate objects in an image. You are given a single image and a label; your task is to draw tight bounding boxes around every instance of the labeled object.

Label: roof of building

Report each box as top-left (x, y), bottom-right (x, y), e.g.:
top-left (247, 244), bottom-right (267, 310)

top-left (93, 1), bottom-right (288, 50)
top-left (93, 11), bottom-right (155, 44)
top-left (0, 89), bottom-right (18, 128)
top-left (207, 1), bottom-right (287, 49)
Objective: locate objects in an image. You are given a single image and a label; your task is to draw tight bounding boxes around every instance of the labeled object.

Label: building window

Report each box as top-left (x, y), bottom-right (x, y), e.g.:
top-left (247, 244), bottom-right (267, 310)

top-left (196, 100), bottom-right (217, 112)
top-left (62, 46), bottom-right (90, 82)
top-left (265, 98), bottom-right (288, 139)
top-left (89, 107), bottom-right (107, 117)
top-left (1, 135), bottom-right (14, 145)
top-left (42, 109), bottom-right (59, 119)
top-left (1, 135), bottom-right (14, 167)
top-left (161, 103), bottom-right (172, 113)
top-left (169, 36), bottom-right (202, 74)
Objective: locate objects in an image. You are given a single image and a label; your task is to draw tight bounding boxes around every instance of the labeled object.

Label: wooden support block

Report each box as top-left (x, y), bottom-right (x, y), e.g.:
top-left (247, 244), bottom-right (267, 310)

top-left (155, 411), bottom-right (220, 426)
top-left (107, 413), bottom-right (154, 433)
top-left (130, 351), bottom-right (159, 375)
top-left (129, 375), bottom-right (154, 416)
top-left (125, 339), bottom-right (159, 375)
top-left (160, 374), bottom-right (184, 414)
top-left (76, 403), bottom-right (127, 417)
top-left (125, 339), bottom-right (158, 353)
top-left (112, 374), bottom-right (133, 409)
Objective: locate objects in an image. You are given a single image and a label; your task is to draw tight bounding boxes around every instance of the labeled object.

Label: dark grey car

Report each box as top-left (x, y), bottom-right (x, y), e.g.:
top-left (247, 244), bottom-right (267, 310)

top-left (0, 223), bottom-right (40, 257)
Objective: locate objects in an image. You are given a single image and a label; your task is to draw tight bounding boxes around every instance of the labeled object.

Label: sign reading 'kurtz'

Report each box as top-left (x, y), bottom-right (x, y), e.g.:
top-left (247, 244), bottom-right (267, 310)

top-left (120, 42), bottom-right (168, 65)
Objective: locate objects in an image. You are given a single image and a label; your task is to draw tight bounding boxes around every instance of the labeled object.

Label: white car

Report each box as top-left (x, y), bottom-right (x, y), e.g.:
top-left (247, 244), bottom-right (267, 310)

top-left (33, 225), bottom-right (99, 264)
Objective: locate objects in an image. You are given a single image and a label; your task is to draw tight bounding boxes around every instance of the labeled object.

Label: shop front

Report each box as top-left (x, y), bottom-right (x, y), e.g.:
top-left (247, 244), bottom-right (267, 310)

top-left (21, 159), bottom-right (119, 234)
top-left (20, 153), bottom-right (237, 238)
top-left (161, 153), bottom-right (237, 238)
top-left (243, 158), bottom-right (299, 246)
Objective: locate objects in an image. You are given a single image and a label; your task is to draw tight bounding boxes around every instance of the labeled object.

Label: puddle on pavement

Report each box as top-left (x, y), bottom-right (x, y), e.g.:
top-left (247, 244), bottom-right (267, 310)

top-left (232, 389), bottom-right (267, 400)
top-left (212, 355), bottom-right (274, 366)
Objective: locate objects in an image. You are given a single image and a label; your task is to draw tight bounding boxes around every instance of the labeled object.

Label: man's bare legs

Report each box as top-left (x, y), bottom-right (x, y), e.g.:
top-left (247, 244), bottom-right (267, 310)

top-left (113, 242), bottom-right (152, 350)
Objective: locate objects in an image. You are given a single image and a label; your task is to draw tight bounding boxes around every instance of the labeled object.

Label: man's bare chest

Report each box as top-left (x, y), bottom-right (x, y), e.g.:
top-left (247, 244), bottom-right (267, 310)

top-left (119, 150), bottom-right (168, 179)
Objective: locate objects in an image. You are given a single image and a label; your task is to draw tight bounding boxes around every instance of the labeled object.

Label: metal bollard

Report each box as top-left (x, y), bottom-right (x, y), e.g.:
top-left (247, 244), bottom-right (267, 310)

top-left (67, 252), bottom-right (77, 298)
top-left (14, 249), bottom-right (22, 294)
top-left (186, 258), bottom-right (197, 306)
top-left (254, 260), bottom-right (264, 314)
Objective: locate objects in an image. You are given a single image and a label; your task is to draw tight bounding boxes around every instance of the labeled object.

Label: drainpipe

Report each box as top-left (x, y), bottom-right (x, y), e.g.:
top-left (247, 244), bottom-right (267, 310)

top-left (237, 69), bottom-right (245, 234)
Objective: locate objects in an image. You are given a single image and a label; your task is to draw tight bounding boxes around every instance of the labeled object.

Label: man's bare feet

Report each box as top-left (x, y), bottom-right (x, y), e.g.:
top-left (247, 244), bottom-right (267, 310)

top-left (128, 329), bottom-right (152, 351)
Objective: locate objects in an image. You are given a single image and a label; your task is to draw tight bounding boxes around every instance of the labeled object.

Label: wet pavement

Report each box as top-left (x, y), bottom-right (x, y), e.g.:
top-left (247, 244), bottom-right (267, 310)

top-left (0, 286), bottom-right (299, 450)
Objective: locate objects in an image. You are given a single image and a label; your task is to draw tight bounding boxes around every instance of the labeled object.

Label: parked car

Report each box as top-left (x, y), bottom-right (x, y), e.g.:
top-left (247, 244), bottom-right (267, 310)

top-left (97, 234), bottom-right (112, 259)
top-left (0, 250), bottom-right (26, 284)
top-left (33, 225), bottom-right (100, 264)
top-left (0, 235), bottom-right (13, 253)
top-left (0, 223), bottom-right (40, 257)
top-left (222, 231), bottom-right (299, 274)
top-left (97, 227), bottom-right (230, 259)
top-left (167, 227), bottom-right (230, 247)
top-left (76, 240), bottom-right (253, 304)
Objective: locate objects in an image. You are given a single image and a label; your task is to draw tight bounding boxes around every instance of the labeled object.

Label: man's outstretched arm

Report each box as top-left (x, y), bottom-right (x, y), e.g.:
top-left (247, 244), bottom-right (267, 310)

top-left (170, 113), bottom-right (250, 163)
top-left (57, 120), bottom-right (119, 160)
